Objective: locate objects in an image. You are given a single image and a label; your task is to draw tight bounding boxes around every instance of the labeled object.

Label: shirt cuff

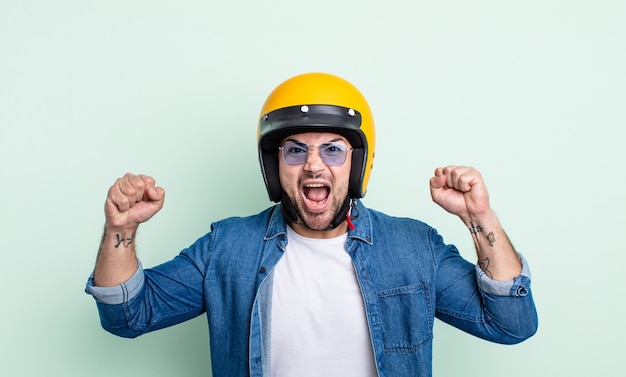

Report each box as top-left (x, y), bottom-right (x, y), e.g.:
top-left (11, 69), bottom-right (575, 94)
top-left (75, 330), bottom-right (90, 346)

top-left (84, 261), bottom-right (144, 305)
top-left (475, 253), bottom-right (532, 297)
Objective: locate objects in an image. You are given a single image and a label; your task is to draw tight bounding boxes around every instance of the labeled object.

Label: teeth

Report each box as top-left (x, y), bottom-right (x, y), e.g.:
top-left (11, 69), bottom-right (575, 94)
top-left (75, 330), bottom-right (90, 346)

top-left (304, 183), bottom-right (325, 188)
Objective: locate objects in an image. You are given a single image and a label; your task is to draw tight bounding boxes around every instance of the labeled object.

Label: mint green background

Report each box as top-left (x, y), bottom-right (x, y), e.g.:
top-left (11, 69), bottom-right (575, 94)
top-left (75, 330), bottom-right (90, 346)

top-left (1, 1), bottom-right (624, 376)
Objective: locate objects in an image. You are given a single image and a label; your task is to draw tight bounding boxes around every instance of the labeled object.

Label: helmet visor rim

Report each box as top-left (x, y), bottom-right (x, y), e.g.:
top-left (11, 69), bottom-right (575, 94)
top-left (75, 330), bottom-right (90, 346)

top-left (259, 105), bottom-right (363, 153)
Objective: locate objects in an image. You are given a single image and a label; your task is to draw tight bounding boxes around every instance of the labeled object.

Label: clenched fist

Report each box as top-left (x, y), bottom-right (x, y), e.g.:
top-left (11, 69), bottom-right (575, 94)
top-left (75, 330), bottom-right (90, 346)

top-left (429, 166), bottom-right (491, 223)
top-left (105, 173), bottom-right (165, 230)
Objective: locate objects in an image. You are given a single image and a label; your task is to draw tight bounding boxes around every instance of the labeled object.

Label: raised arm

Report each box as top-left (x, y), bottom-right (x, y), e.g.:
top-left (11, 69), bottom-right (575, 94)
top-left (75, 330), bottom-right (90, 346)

top-left (429, 166), bottom-right (521, 281)
top-left (93, 173), bottom-right (165, 287)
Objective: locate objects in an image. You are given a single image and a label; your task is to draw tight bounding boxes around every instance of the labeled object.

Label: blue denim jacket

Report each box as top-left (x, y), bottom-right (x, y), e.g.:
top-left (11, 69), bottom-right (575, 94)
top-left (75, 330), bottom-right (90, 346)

top-left (86, 200), bottom-right (537, 377)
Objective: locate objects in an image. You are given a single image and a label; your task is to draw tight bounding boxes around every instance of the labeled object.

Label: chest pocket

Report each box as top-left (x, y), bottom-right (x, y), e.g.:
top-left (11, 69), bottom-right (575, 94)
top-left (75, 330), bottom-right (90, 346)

top-left (377, 282), bottom-right (433, 352)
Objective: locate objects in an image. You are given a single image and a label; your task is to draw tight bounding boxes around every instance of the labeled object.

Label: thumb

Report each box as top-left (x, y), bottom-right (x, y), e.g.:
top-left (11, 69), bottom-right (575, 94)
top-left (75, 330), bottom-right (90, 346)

top-left (429, 174), bottom-right (452, 207)
top-left (430, 175), bottom-right (447, 190)
top-left (146, 186), bottom-right (165, 203)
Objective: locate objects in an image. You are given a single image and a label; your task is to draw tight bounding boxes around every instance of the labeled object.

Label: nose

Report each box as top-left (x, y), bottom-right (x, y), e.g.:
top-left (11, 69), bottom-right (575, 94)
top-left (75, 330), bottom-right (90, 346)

top-left (303, 145), bottom-right (326, 173)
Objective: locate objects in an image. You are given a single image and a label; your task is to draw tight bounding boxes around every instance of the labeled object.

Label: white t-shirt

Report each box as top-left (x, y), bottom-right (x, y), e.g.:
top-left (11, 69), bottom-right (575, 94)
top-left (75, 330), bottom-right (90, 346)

top-left (270, 226), bottom-right (377, 377)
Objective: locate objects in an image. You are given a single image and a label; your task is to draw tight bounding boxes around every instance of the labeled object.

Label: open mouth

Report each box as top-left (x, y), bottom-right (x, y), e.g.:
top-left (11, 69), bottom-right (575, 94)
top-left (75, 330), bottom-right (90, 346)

top-left (302, 183), bottom-right (330, 212)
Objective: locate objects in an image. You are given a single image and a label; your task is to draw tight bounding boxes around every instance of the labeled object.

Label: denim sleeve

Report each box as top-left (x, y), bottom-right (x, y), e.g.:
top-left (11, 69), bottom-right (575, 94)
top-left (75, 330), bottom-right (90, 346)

top-left (84, 233), bottom-right (211, 338)
top-left (431, 228), bottom-right (538, 344)
top-left (475, 253), bottom-right (532, 297)
top-left (84, 261), bottom-right (144, 304)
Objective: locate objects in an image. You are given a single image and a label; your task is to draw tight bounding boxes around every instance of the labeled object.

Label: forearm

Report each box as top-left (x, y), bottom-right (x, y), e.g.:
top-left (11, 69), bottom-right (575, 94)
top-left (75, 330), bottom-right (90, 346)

top-left (464, 210), bottom-right (522, 281)
top-left (87, 235), bottom-right (209, 338)
top-left (93, 225), bottom-right (139, 287)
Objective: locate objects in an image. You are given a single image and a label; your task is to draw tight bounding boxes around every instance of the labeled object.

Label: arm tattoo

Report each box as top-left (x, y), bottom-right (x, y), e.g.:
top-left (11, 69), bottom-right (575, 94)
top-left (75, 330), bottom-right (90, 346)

top-left (486, 231), bottom-right (496, 247)
top-left (469, 223), bottom-right (483, 234)
top-left (478, 257), bottom-right (494, 279)
top-left (114, 233), bottom-right (135, 248)
top-left (469, 223), bottom-right (496, 247)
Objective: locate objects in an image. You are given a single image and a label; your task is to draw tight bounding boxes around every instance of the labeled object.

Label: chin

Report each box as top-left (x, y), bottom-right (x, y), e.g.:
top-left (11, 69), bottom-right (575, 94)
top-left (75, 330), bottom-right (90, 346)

top-left (301, 213), bottom-right (334, 230)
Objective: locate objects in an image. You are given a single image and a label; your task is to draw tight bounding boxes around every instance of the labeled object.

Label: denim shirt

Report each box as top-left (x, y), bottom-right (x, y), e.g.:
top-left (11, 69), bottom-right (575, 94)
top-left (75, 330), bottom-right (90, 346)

top-left (86, 200), bottom-right (538, 377)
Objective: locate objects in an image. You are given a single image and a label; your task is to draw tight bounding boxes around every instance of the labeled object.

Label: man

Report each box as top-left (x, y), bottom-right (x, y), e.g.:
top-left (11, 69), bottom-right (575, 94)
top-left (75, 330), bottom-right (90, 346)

top-left (86, 72), bottom-right (538, 377)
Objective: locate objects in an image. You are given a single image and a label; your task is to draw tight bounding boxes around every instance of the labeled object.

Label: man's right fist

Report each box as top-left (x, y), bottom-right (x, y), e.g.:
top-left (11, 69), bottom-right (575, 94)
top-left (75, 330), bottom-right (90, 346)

top-left (105, 173), bottom-right (165, 229)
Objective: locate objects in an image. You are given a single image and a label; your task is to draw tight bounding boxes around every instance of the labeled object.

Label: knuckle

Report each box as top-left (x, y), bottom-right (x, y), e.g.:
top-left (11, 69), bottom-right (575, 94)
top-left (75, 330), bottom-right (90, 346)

top-left (117, 196), bottom-right (131, 210)
top-left (122, 185), bottom-right (137, 198)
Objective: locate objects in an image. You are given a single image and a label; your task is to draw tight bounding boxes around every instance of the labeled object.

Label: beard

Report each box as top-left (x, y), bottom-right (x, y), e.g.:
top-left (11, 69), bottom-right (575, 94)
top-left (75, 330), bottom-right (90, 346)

top-left (279, 167), bottom-right (352, 231)
top-left (293, 191), bottom-right (345, 230)
top-left (281, 185), bottom-right (349, 231)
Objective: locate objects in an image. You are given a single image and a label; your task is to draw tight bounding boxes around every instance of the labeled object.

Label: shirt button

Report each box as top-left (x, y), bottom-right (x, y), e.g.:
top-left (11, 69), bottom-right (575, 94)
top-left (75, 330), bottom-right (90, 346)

top-left (259, 267), bottom-right (266, 273)
top-left (516, 285), bottom-right (528, 296)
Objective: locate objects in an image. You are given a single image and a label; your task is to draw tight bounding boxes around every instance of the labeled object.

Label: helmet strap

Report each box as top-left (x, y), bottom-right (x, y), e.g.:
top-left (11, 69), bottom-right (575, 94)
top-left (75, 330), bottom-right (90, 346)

top-left (279, 192), bottom-right (355, 231)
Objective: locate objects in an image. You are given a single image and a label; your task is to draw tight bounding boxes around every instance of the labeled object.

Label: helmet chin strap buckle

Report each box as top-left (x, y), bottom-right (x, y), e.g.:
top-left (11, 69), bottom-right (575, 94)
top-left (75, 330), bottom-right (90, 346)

top-left (346, 199), bottom-right (356, 230)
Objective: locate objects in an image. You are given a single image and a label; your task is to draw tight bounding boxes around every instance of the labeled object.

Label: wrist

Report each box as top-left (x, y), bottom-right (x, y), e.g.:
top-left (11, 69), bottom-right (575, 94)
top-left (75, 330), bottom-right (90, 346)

top-left (104, 222), bottom-right (139, 234)
top-left (463, 209), bottom-right (499, 230)
top-left (101, 224), bottom-right (138, 250)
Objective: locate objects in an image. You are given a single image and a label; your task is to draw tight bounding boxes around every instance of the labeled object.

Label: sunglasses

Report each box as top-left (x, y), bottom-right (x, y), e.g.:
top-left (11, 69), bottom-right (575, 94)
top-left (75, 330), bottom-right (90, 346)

top-left (278, 141), bottom-right (352, 166)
